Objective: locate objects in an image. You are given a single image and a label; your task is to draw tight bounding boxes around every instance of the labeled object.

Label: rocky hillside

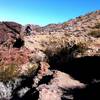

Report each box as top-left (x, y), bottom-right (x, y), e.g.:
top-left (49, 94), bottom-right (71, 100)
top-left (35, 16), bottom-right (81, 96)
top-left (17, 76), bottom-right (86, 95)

top-left (0, 10), bottom-right (100, 100)
top-left (0, 21), bottom-right (22, 47)
top-left (31, 10), bottom-right (100, 36)
top-left (0, 21), bottom-right (22, 34)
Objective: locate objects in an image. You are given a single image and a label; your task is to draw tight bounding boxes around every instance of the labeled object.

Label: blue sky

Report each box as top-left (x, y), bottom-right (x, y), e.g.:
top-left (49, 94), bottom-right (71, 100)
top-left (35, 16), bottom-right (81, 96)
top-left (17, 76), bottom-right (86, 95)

top-left (0, 0), bottom-right (100, 26)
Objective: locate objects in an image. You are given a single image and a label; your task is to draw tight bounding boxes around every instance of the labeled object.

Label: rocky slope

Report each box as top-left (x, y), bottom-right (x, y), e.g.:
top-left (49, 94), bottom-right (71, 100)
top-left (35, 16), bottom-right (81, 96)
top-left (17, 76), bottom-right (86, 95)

top-left (30, 10), bottom-right (100, 35)
top-left (0, 21), bottom-right (22, 36)
top-left (0, 10), bottom-right (100, 100)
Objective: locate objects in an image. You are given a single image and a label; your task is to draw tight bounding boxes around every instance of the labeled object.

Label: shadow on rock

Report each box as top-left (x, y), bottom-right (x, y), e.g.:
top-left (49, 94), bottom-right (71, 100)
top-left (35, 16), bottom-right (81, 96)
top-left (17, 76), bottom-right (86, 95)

top-left (13, 38), bottom-right (24, 48)
top-left (11, 76), bottom-right (35, 100)
top-left (11, 87), bottom-right (39, 100)
top-left (49, 55), bottom-right (100, 100)
top-left (49, 56), bottom-right (100, 84)
top-left (72, 82), bottom-right (100, 100)
top-left (38, 75), bottom-right (53, 85)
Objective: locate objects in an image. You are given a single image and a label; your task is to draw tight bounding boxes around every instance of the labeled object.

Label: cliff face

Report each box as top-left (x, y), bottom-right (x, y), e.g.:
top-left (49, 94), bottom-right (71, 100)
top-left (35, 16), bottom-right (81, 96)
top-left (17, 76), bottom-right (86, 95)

top-left (0, 10), bottom-right (100, 100)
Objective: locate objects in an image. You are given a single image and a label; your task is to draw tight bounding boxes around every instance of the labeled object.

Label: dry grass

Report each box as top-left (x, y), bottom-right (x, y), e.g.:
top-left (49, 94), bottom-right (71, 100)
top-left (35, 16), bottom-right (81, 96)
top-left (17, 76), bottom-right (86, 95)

top-left (24, 34), bottom-right (91, 57)
top-left (0, 63), bottom-right (19, 81)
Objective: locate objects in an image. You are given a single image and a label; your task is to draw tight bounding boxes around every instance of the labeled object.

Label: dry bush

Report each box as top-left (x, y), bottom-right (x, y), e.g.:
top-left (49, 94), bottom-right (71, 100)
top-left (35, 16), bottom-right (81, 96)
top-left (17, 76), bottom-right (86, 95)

top-left (94, 23), bottom-right (100, 29)
top-left (88, 30), bottom-right (100, 38)
top-left (0, 63), bottom-right (19, 81)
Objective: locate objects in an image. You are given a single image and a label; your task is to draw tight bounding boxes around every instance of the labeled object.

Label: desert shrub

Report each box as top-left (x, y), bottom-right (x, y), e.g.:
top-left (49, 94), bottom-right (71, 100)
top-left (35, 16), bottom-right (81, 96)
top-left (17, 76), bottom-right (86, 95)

top-left (88, 30), bottom-right (100, 38)
top-left (94, 23), bottom-right (100, 29)
top-left (63, 42), bottom-right (88, 57)
top-left (44, 36), bottom-right (68, 56)
top-left (48, 41), bottom-right (88, 70)
top-left (46, 40), bottom-right (88, 62)
top-left (0, 64), bottom-right (19, 81)
top-left (27, 63), bottom-right (39, 75)
top-left (76, 42), bottom-right (88, 53)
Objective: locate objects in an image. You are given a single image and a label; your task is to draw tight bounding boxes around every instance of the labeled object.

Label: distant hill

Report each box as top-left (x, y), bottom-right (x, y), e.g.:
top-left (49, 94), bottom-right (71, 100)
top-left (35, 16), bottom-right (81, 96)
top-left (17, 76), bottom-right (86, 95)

top-left (0, 10), bottom-right (100, 36)
top-left (34, 10), bottom-right (100, 35)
